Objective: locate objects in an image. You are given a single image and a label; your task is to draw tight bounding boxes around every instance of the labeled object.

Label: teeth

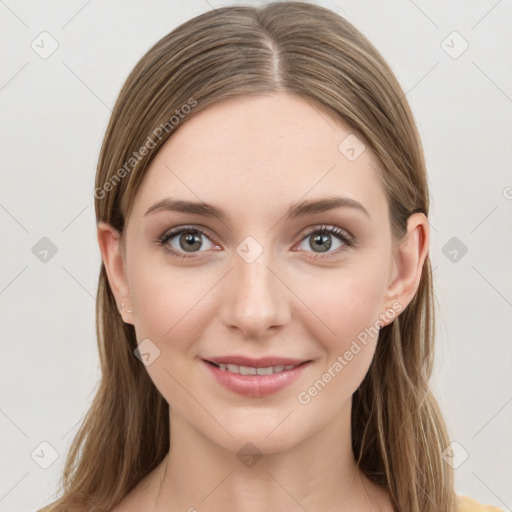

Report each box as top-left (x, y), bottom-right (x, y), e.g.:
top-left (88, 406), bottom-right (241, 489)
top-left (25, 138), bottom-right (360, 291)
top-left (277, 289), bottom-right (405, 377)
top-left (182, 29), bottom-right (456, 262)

top-left (256, 367), bottom-right (273, 375)
top-left (215, 363), bottom-right (297, 375)
top-left (240, 365), bottom-right (257, 375)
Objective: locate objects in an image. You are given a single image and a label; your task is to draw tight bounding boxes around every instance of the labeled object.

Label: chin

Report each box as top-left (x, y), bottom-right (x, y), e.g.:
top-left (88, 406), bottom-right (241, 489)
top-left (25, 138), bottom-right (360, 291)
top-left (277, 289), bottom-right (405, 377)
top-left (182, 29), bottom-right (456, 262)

top-left (204, 416), bottom-right (309, 456)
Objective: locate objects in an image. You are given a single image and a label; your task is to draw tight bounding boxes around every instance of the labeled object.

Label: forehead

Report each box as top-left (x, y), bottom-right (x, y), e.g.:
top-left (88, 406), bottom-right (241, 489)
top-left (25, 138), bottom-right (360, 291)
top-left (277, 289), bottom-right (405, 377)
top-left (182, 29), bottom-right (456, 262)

top-left (131, 93), bottom-right (388, 224)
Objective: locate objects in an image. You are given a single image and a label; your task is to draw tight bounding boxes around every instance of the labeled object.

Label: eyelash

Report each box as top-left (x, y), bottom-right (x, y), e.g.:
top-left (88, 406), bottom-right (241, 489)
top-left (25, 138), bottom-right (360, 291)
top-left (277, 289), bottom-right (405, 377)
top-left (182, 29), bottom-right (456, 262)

top-left (156, 224), bottom-right (355, 260)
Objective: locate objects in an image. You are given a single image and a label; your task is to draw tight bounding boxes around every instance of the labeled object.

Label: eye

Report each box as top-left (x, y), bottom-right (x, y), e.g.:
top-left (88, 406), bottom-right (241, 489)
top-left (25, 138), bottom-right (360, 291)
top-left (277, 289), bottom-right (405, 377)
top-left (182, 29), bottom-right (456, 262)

top-left (156, 226), bottom-right (219, 258)
top-left (156, 224), bottom-right (355, 260)
top-left (295, 225), bottom-right (354, 257)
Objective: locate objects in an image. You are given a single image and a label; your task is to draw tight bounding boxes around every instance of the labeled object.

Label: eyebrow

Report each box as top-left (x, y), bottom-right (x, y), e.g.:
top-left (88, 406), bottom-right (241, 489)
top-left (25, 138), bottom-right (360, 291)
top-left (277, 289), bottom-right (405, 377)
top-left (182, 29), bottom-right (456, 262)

top-left (144, 195), bottom-right (370, 220)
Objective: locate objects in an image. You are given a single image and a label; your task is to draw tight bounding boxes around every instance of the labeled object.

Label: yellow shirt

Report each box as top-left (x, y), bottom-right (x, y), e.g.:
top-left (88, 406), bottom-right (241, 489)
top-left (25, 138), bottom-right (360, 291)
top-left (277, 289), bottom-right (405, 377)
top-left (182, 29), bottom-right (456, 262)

top-left (457, 494), bottom-right (506, 511)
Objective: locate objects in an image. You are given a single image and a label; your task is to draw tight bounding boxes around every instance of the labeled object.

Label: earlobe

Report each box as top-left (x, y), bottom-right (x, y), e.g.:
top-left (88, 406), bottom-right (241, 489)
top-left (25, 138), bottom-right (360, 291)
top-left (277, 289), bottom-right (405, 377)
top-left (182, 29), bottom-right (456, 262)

top-left (97, 221), bottom-right (134, 324)
top-left (383, 213), bottom-right (430, 316)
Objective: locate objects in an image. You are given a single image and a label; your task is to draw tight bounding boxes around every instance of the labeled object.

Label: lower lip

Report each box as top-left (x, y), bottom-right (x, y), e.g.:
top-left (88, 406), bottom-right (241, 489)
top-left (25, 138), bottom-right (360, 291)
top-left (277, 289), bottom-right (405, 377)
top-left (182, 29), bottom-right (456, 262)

top-left (202, 359), bottom-right (311, 397)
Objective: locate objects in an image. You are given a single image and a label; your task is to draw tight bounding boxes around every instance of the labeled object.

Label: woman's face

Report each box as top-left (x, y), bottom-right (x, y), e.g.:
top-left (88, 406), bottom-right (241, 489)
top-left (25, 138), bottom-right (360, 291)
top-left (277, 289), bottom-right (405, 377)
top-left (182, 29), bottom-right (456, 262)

top-left (100, 93), bottom-right (427, 454)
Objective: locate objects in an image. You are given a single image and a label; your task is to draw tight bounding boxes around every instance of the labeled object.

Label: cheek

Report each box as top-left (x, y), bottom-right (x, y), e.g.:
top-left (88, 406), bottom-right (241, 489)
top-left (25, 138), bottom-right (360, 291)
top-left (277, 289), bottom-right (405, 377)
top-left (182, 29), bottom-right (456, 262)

top-left (128, 261), bottom-right (215, 350)
top-left (297, 266), bottom-right (387, 395)
top-left (295, 280), bottom-right (384, 412)
top-left (305, 266), bottom-right (386, 342)
top-left (127, 264), bottom-right (218, 409)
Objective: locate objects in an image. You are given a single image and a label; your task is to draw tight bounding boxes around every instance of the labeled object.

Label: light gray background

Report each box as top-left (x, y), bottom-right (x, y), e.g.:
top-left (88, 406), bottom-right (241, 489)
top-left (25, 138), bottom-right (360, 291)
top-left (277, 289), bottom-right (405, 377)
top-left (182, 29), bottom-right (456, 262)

top-left (1, 1), bottom-right (511, 511)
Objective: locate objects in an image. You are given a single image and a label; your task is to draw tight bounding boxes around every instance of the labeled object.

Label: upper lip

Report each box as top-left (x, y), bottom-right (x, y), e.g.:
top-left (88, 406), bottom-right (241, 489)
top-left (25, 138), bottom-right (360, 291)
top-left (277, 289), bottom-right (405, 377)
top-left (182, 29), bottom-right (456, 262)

top-left (203, 355), bottom-right (311, 368)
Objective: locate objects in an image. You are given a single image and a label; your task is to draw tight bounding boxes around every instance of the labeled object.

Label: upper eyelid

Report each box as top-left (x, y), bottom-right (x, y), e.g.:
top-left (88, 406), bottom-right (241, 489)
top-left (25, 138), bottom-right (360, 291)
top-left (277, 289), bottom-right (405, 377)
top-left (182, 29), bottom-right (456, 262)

top-left (301, 224), bottom-right (353, 239)
top-left (161, 225), bottom-right (219, 244)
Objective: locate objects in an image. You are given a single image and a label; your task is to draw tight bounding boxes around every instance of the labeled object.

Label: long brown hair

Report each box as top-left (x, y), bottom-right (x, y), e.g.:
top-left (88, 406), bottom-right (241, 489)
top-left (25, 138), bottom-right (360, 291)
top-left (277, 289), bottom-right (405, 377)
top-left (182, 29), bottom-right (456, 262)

top-left (39, 2), bottom-right (455, 511)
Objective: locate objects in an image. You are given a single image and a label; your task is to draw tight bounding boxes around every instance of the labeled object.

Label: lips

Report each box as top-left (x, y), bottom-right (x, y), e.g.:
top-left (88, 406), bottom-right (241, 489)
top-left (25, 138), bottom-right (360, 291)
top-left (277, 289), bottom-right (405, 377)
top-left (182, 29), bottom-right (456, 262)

top-left (203, 355), bottom-right (310, 368)
top-left (201, 356), bottom-right (312, 397)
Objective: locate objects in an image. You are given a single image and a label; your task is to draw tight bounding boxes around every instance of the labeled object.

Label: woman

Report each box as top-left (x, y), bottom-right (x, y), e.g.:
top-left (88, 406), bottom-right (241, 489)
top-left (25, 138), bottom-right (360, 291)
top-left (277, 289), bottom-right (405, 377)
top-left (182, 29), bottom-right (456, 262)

top-left (38, 2), bottom-right (504, 511)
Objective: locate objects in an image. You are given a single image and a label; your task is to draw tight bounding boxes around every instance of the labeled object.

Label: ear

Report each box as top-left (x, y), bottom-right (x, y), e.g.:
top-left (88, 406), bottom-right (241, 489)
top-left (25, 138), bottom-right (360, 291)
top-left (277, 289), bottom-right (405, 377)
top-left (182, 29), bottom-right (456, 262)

top-left (97, 221), bottom-right (134, 325)
top-left (381, 212), bottom-right (430, 323)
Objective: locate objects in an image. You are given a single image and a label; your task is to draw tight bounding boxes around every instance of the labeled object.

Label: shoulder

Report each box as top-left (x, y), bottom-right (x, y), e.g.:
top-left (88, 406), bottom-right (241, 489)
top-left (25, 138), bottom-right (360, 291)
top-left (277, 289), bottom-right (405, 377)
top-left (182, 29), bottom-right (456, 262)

top-left (456, 494), bottom-right (506, 512)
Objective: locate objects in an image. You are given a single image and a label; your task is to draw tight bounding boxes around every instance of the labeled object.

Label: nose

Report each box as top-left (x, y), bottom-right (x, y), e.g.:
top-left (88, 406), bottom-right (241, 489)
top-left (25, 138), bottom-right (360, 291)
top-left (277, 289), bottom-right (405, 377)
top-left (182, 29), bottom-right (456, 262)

top-left (218, 247), bottom-right (291, 339)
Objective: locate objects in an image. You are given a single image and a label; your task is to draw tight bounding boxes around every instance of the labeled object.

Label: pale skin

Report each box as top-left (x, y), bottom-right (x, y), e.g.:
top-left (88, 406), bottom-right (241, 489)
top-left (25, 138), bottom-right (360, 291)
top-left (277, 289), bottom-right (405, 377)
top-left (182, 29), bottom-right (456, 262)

top-left (99, 93), bottom-right (429, 512)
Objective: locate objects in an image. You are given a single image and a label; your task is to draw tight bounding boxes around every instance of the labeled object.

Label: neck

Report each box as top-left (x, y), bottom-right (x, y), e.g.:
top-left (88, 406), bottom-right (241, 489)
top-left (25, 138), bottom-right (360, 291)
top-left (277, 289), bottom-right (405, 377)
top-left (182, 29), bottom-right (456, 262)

top-left (152, 400), bottom-right (391, 512)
